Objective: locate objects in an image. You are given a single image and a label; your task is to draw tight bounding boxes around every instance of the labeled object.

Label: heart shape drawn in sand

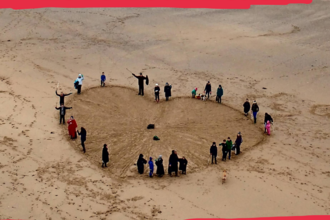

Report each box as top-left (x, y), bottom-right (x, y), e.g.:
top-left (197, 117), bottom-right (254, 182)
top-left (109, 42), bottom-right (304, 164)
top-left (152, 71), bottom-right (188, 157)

top-left (64, 86), bottom-right (264, 178)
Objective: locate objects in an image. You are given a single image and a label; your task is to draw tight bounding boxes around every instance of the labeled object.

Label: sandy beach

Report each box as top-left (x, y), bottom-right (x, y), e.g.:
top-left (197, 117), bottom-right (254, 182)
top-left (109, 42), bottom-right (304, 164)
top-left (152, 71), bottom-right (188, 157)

top-left (0, 2), bottom-right (330, 220)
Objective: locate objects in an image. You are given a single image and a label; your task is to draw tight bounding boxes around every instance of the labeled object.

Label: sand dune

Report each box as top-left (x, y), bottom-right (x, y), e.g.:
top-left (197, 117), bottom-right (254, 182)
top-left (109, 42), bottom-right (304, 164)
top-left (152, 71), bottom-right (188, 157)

top-left (0, 2), bottom-right (330, 220)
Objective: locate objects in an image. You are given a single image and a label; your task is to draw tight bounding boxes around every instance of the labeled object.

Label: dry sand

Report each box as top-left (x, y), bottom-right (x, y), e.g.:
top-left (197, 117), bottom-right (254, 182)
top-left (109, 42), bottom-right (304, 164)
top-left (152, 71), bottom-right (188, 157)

top-left (0, 2), bottom-right (330, 220)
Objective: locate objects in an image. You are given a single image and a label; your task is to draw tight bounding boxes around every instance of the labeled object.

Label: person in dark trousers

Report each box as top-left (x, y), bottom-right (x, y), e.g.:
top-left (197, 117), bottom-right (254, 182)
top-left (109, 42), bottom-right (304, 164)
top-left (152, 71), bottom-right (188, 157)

top-left (235, 132), bottom-right (243, 155)
top-left (102, 144), bottom-right (109, 167)
top-left (210, 142), bottom-right (218, 164)
top-left (101, 72), bottom-right (106, 87)
top-left (226, 137), bottom-right (233, 160)
top-left (220, 140), bottom-right (227, 161)
top-left (179, 156), bottom-right (188, 174)
top-left (264, 113), bottom-right (273, 133)
top-left (204, 81), bottom-right (212, 99)
top-left (56, 89), bottom-right (72, 105)
top-left (155, 155), bottom-right (165, 177)
top-left (154, 83), bottom-right (160, 103)
top-left (168, 150), bottom-right (179, 176)
top-left (251, 100), bottom-right (259, 124)
top-left (55, 104), bottom-right (72, 124)
top-left (132, 72), bottom-right (147, 96)
top-left (164, 83), bottom-right (172, 101)
top-left (77, 127), bottom-right (87, 153)
top-left (137, 154), bottom-right (147, 174)
top-left (148, 157), bottom-right (154, 177)
top-left (216, 85), bottom-right (223, 103)
top-left (243, 99), bottom-right (251, 116)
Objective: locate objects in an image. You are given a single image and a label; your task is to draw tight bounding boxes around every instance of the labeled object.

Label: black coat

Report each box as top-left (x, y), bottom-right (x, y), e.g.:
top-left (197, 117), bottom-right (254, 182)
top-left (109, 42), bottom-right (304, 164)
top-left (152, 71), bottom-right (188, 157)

top-left (155, 158), bottom-right (165, 176)
top-left (137, 155), bottom-right (147, 174)
top-left (169, 153), bottom-right (179, 171)
top-left (133, 74), bottom-right (147, 86)
top-left (179, 158), bottom-right (188, 171)
top-left (56, 91), bottom-right (72, 105)
top-left (264, 114), bottom-right (273, 123)
top-left (102, 147), bottom-right (109, 163)
top-left (55, 106), bottom-right (72, 116)
top-left (77, 128), bottom-right (87, 142)
top-left (210, 145), bottom-right (217, 156)
top-left (205, 83), bottom-right (211, 92)
top-left (243, 102), bottom-right (250, 113)
top-left (220, 143), bottom-right (227, 151)
top-left (164, 85), bottom-right (172, 97)
top-left (252, 103), bottom-right (259, 112)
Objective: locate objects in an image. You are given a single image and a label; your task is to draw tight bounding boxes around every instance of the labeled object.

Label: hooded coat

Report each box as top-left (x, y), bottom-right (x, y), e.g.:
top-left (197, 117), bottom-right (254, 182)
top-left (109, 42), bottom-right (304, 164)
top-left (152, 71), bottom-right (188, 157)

top-left (164, 84), bottom-right (172, 97)
top-left (155, 157), bottom-right (165, 176)
top-left (179, 158), bottom-right (188, 172)
top-left (102, 146), bottom-right (109, 163)
top-left (67, 119), bottom-right (77, 138)
top-left (77, 127), bottom-right (87, 142)
top-left (226, 140), bottom-right (233, 151)
top-left (264, 113), bottom-right (273, 124)
top-left (137, 154), bottom-right (147, 174)
top-left (210, 144), bottom-right (217, 156)
top-left (217, 87), bottom-right (223, 97)
top-left (149, 157), bottom-right (154, 171)
top-left (243, 101), bottom-right (251, 113)
top-left (169, 151), bottom-right (179, 173)
top-left (205, 83), bottom-right (211, 92)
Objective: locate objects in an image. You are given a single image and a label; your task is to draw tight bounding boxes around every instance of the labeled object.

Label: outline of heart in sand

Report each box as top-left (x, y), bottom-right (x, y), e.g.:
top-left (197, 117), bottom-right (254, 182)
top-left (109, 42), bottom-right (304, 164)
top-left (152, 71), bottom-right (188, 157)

top-left (62, 86), bottom-right (265, 178)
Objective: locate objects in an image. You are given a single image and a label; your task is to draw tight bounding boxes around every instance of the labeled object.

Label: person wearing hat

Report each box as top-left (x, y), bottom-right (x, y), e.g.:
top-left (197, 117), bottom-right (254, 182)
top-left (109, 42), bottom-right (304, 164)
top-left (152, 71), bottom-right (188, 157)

top-left (243, 99), bottom-right (251, 116)
top-left (216, 85), bottom-right (223, 103)
top-left (132, 72), bottom-right (148, 96)
top-left (251, 100), bottom-right (259, 124)
top-left (204, 81), bottom-right (212, 100)
top-left (102, 144), bottom-right (109, 167)
top-left (210, 142), bottom-right (218, 164)
top-left (154, 83), bottom-right (160, 103)
top-left (155, 155), bottom-right (165, 177)
top-left (164, 82), bottom-right (172, 101)
top-left (75, 74), bottom-right (84, 94)
top-left (148, 157), bottom-right (154, 177)
top-left (235, 132), bottom-right (243, 155)
top-left (192, 87), bottom-right (198, 98)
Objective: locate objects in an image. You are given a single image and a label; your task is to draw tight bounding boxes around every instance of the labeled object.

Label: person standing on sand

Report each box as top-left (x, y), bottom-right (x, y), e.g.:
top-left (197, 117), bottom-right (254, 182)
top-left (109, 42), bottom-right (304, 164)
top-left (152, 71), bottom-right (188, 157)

top-left (148, 157), bottom-right (154, 178)
top-left (154, 84), bottom-right (160, 103)
top-left (243, 99), bottom-right (251, 116)
top-left (204, 81), bottom-right (212, 99)
top-left (155, 155), bottom-right (165, 177)
top-left (101, 72), bottom-right (106, 87)
top-left (251, 100), bottom-right (259, 124)
top-left (169, 150), bottom-right (179, 176)
top-left (137, 154), bottom-right (147, 174)
top-left (220, 139), bottom-right (227, 161)
top-left (56, 89), bottom-right (72, 105)
top-left (226, 137), bottom-right (233, 160)
top-left (235, 132), bottom-right (243, 155)
top-left (55, 104), bottom-right (72, 124)
top-left (75, 74), bottom-right (84, 94)
top-left (77, 127), bottom-right (87, 153)
top-left (102, 144), bottom-right (109, 167)
top-left (264, 113), bottom-right (273, 133)
top-left (67, 116), bottom-right (78, 139)
top-left (192, 88), bottom-right (198, 98)
top-left (216, 85), bottom-right (223, 103)
top-left (210, 142), bottom-right (218, 164)
top-left (132, 72), bottom-right (148, 96)
top-left (179, 156), bottom-right (188, 174)
top-left (164, 82), bottom-right (172, 101)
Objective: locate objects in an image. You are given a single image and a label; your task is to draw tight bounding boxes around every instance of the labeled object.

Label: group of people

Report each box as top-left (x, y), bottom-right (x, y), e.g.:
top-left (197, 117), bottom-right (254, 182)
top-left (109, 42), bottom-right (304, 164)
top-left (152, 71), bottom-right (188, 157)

top-left (191, 82), bottom-right (224, 103)
top-left (137, 151), bottom-right (188, 177)
top-left (210, 132), bottom-right (243, 164)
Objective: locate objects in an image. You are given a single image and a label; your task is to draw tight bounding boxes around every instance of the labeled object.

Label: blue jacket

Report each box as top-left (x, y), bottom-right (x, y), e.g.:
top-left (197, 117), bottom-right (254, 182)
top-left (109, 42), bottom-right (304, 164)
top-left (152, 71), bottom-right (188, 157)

top-left (101, 75), bottom-right (106, 81)
top-left (149, 159), bottom-right (154, 170)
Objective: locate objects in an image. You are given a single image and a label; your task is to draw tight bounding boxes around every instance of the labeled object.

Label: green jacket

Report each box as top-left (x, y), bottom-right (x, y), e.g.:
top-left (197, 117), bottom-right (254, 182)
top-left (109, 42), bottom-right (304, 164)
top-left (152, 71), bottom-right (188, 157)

top-left (192, 89), bottom-right (197, 95)
top-left (217, 88), bottom-right (223, 97)
top-left (226, 140), bottom-right (232, 150)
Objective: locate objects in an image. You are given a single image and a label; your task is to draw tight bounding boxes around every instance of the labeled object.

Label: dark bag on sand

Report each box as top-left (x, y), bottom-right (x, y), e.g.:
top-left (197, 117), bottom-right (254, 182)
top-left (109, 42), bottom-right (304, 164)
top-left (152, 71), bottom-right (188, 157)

top-left (153, 136), bottom-right (160, 141)
top-left (216, 96), bottom-right (219, 102)
top-left (147, 124), bottom-right (155, 129)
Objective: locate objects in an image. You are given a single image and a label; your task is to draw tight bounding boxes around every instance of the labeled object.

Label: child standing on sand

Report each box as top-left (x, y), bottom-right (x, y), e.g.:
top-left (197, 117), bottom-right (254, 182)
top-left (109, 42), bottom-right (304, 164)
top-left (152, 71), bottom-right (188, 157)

top-left (101, 72), bottom-right (106, 87)
top-left (149, 157), bottom-right (154, 177)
